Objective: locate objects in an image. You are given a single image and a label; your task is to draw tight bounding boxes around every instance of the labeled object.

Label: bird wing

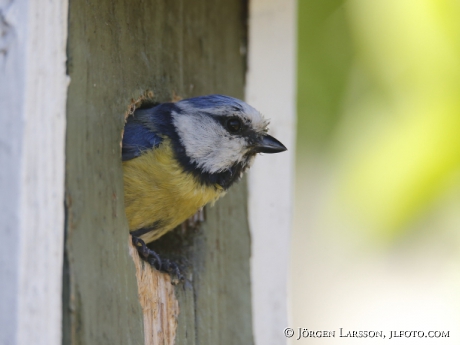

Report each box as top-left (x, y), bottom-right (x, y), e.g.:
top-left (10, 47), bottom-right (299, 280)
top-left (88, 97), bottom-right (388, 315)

top-left (122, 117), bottom-right (163, 161)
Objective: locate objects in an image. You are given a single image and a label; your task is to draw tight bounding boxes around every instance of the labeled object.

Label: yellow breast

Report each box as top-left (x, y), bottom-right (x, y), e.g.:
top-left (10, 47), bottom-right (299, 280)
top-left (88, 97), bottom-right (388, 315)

top-left (123, 138), bottom-right (225, 243)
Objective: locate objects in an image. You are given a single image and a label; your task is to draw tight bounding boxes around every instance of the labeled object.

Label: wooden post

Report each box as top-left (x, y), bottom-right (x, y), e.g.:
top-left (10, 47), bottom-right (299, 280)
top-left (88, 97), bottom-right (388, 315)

top-left (0, 1), bottom-right (68, 344)
top-left (63, 1), bottom-right (253, 344)
top-left (246, 1), bottom-right (297, 344)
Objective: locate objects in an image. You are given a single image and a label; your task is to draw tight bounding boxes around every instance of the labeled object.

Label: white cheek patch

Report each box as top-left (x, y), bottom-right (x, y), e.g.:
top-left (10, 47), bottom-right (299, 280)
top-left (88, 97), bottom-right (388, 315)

top-left (173, 113), bottom-right (249, 174)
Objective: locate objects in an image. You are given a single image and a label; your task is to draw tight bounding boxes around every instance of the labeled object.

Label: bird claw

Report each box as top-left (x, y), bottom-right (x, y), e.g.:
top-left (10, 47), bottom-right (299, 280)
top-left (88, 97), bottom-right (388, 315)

top-left (132, 236), bottom-right (186, 283)
top-left (132, 236), bottom-right (162, 268)
top-left (161, 259), bottom-right (185, 283)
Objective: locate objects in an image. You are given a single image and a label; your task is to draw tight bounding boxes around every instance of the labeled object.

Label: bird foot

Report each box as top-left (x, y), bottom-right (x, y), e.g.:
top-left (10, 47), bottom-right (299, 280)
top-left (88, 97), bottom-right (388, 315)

top-left (132, 236), bottom-right (186, 283)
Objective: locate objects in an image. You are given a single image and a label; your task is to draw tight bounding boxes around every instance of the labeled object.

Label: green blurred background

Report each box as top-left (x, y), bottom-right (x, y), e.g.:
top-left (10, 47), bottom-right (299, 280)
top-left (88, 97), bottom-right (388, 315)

top-left (291, 0), bottom-right (460, 342)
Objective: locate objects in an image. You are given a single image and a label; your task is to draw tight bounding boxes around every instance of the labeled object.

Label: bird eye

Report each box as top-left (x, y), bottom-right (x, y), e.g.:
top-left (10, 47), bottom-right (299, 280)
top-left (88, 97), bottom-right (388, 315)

top-left (226, 118), bottom-right (242, 133)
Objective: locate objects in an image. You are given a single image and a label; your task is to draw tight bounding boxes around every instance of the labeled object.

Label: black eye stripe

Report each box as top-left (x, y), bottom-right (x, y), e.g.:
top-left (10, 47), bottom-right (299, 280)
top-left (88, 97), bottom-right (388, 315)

top-left (208, 114), bottom-right (250, 134)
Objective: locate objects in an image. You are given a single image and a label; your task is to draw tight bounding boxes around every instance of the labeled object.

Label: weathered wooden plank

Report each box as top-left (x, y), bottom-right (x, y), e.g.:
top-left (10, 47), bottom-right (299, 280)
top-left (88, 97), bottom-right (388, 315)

top-left (0, 1), bottom-right (68, 344)
top-left (246, 1), bottom-right (297, 344)
top-left (64, 0), bottom-right (252, 344)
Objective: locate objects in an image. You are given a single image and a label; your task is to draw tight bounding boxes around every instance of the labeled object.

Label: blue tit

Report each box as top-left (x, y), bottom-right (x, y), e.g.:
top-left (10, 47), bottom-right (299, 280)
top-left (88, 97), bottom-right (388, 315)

top-left (122, 94), bottom-right (286, 249)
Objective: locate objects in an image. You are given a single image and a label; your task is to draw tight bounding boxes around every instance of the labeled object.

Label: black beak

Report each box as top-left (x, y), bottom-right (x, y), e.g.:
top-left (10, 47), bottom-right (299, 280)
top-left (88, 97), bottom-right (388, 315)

top-left (253, 134), bottom-right (287, 154)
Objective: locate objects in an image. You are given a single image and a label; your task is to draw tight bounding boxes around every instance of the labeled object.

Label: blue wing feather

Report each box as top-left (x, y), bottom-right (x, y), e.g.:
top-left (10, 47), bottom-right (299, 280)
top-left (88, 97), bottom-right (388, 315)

top-left (122, 116), bottom-right (163, 161)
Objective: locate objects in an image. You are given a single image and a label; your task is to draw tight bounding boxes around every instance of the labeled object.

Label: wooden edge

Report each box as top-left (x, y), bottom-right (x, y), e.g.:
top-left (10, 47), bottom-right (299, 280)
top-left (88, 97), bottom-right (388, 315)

top-left (128, 237), bottom-right (180, 345)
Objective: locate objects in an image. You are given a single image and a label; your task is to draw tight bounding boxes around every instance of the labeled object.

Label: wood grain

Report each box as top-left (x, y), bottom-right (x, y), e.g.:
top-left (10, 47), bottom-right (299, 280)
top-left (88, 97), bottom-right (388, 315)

top-left (0, 1), bottom-right (68, 344)
top-left (128, 239), bottom-right (179, 345)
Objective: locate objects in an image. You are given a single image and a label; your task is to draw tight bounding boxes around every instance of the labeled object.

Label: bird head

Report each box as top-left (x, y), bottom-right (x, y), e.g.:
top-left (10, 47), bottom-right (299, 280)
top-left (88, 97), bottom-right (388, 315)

top-left (124, 94), bottom-right (287, 189)
top-left (170, 95), bottom-right (286, 185)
